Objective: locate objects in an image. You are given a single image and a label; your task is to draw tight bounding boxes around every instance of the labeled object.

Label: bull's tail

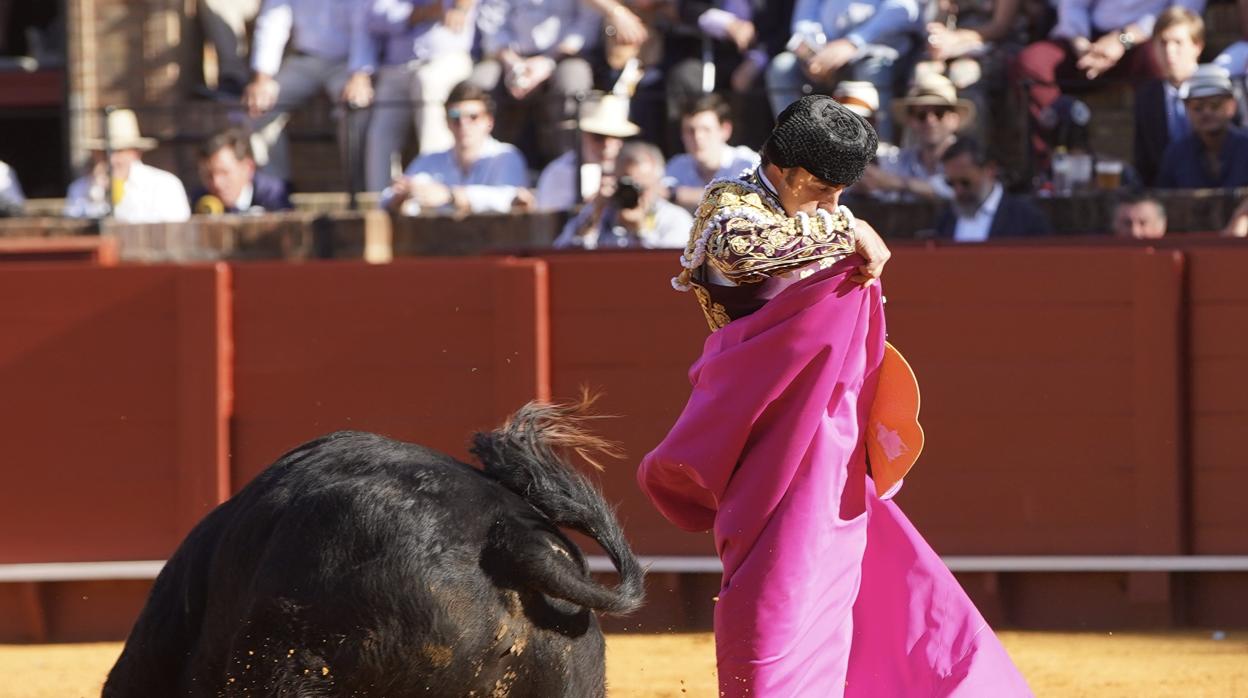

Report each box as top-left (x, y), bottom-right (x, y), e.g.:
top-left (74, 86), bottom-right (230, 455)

top-left (471, 395), bottom-right (644, 615)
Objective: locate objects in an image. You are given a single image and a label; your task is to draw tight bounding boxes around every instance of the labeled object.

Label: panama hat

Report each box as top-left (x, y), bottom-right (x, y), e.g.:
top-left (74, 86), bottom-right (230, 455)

top-left (577, 94), bottom-right (641, 139)
top-left (891, 74), bottom-right (976, 125)
top-left (867, 342), bottom-right (925, 498)
top-left (1180, 64), bottom-right (1234, 100)
top-left (833, 81), bottom-right (880, 118)
top-left (83, 109), bottom-right (158, 151)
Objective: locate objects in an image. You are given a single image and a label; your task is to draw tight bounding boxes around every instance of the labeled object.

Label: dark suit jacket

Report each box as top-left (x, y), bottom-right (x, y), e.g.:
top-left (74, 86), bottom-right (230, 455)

top-left (934, 191), bottom-right (1054, 240)
top-left (1134, 79), bottom-right (1172, 187)
top-left (190, 171), bottom-right (292, 213)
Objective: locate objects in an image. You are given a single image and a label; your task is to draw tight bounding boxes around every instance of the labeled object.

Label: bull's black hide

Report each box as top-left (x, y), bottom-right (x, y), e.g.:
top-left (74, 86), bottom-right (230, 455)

top-left (103, 402), bottom-right (644, 697)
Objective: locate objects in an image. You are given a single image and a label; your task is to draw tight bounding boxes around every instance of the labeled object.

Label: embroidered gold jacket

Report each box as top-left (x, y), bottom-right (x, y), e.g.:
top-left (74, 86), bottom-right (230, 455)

top-left (673, 171), bottom-right (858, 330)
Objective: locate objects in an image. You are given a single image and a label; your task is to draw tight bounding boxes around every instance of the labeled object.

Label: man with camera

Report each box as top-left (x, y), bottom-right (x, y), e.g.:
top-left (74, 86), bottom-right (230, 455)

top-left (553, 141), bottom-right (692, 249)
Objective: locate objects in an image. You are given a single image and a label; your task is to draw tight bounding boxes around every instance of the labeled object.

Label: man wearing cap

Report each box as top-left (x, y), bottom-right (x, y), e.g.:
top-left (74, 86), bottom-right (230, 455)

top-left (638, 95), bottom-right (1030, 697)
top-left (859, 73), bottom-right (970, 202)
top-left (534, 93), bottom-right (636, 212)
top-left (64, 109), bottom-right (191, 223)
top-left (1157, 64), bottom-right (1248, 189)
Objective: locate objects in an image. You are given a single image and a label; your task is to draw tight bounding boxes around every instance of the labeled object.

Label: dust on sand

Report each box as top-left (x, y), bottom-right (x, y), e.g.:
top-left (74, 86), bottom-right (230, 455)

top-left (2, 631), bottom-right (1246, 697)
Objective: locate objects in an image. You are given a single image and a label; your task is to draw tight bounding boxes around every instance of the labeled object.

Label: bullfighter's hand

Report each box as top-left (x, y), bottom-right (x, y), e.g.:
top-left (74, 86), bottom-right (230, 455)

top-left (851, 217), bottom-right (890, 287)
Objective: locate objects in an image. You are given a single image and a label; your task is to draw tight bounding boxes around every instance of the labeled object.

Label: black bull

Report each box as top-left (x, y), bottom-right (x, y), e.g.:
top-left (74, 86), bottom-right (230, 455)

top-left (103, 402), bottom-right (645, 697)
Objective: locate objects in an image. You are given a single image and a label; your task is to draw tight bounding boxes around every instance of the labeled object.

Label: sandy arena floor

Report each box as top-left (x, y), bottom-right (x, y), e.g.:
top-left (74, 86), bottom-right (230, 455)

top-left (1, 631), bottom-right (1245, 697)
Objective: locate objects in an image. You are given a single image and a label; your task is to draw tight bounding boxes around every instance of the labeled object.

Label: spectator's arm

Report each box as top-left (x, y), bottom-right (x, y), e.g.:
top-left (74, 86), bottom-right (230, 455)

top-left (349, 0), bottom-right (379, 75)
top-left (559, 0), bottom-right (604, 55)
top-left (789, 0), bottom-right (823, 36)
top-left (460, 151), bottom-right (531, 212)
top-left (1049, 0), bottom-right (1093, 42)
top-left (251, 0), bottom-right (294, 77)
top-left (553, 207), bottom-right (595, 248)
top-left (0, 162), bottom-right (25, 215)
top-left (1222, 198), bottom-right (1248, 236)
top-left (844, 0), bottom-right (921, 47)
top-left (477, 0), bottom-right (515, 56)
top-left (975, 0), bottom-right (1021, 44)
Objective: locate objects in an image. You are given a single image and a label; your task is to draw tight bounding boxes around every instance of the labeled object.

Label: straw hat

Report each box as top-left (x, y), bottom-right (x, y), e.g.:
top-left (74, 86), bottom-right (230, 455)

top-left (833, 81), bottom-right (880, 118)
top-left (83, 109), bottom-right (158, 151)
top-left (891, 74), bottom-right (976, 125)
top-left (1181, 64), bottom-right (1234, 100)
top-left (866, 342), bottom-right (925, 498)
top-left (577, 94), bottom-right (641, 138)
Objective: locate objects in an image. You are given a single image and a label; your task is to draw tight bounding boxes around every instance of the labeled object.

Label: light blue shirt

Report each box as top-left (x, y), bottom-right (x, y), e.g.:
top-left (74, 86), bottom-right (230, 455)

top-left (664, 145), bottom-right (759, 189)
top-left (252, 0), bottom-right (373, 76)
top-left (1049, 0), bottom-right (1206, 40)
top-left (364, 0), bottom-right (475, 69)
top-left (380, 136), bottom-right (530, 213)
top-left (476, 0), bottom-right (601, 57)
top-left (790, 0), bottom-right (921, 52)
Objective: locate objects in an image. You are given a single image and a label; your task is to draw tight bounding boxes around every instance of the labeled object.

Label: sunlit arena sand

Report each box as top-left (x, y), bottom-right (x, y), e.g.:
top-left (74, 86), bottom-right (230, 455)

top-left (2, 631), bottom-right (1246, 697)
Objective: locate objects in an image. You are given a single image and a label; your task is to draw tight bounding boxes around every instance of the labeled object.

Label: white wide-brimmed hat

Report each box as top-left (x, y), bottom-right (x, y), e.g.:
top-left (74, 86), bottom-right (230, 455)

top-left (833, 81), bottom-right (880, 118)
top-left (578, 94), bottom-right (641, 139)
top-left (1181, 64), bottom-right (1234, 100)
top-left (891, 74), bottom-right (976, 125)
top-left (83, 109), bottom-right (158, 151)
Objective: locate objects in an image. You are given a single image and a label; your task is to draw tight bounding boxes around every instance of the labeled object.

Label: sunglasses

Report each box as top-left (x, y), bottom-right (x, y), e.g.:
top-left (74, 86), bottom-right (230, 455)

top-left (1185, 97), bottom-right (1230, 113)
top-left (447, 108), bottom-right (488, 123)
top-left (909, 106), bottom-right (954, 120)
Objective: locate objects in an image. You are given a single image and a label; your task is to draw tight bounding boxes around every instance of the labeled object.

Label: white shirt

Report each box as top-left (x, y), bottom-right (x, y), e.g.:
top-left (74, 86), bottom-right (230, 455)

top-left (0, 161), bottom-right (24, 213)
top-left (664, 145), bottom-right (759, 189)
top-left (952, 182), bottom-right (1003, 243)
top-left (536, 151), bottom-right (604, 212)
top-left (381, 136), bottom-right (530, 214)
top-left (252, 0), bottom-right (372, 76)
top-left (65, 161), bottom-right (192, 223)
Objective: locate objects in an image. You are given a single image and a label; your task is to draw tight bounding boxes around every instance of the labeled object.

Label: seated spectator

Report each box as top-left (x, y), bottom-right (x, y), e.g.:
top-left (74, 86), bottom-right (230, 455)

top-left (666, 0), bottom-right (796, 149)
top-left (381, 81), bottom-right (529, 215)
top-left (242, 0), bottom-right (373, 184)
top-left (0, 159), bottom-right (25, 217)
top-left (590, 0), bottom-right (675, 149)
top-left (919, 0), bottom-right (1026, 140)
top-left (1112, 192), bottom-right (1166, 238)
top-left (191, 128), bottom-right (293, 214)
top-left (64, 109), bottom-right (191, 223)
top-left (1134, 7), bottom-right (1203, 187)
top-left (535, 93), bottom-right (637, 211)
top-left (200, 0), bottom-right (261, 95)
top-left (932, 134), bottom-right (1052, 240)
top-left (362, 0), bottom-right (477, 192)
top-left (857, 74), bottom-right (970, 201)
top-left (554, 141), bottom-right (692, 249)
top-left (765, 0), bottom-right (921, 141)
top-left (832, 81), bottom-right (898, 200)
top-left (665, 94), bottom-right (760, 211)
top-left (1013, 0), bottom-right (1203, 171)
top-left (1157, 65), bottom-right (1248, 189)
top-left (472, 0), bottom-right (602, 165)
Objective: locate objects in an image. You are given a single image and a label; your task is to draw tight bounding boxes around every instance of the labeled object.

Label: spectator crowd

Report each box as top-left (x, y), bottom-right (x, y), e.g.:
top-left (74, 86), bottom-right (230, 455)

top-left (8, 0), bottom-right (1248, 244)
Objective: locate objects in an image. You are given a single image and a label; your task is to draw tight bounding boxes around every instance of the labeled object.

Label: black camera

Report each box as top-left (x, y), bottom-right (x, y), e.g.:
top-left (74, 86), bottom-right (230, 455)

top-left (611, 176), bottom-right (643, 210)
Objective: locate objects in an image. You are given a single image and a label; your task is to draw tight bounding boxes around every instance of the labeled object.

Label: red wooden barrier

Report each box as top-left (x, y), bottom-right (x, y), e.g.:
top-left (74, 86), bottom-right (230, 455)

top-left (542, 253), bottom-right (713, 558)
top-left (883, 248), bottom-right (1186, 557)
top-left (229, 258), bottom-right (550, 489)
top-left (0, 264), bottom-right (231, 563)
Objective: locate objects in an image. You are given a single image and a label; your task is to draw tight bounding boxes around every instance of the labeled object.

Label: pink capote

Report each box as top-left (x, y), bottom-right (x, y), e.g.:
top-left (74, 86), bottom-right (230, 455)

top-left (638, 257), bottom-right (1032, 697)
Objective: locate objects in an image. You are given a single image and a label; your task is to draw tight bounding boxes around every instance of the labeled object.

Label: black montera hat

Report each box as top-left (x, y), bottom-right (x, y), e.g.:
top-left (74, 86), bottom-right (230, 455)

top-left (763, 95), bottom-right (879, 186)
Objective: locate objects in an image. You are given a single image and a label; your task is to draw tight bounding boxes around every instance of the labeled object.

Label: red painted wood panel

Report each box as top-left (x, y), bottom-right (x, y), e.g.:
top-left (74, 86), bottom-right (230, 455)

top-left (229, 258), bottom-right (549, 489)
top-left (0, 265), bottom-right (230, 562)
